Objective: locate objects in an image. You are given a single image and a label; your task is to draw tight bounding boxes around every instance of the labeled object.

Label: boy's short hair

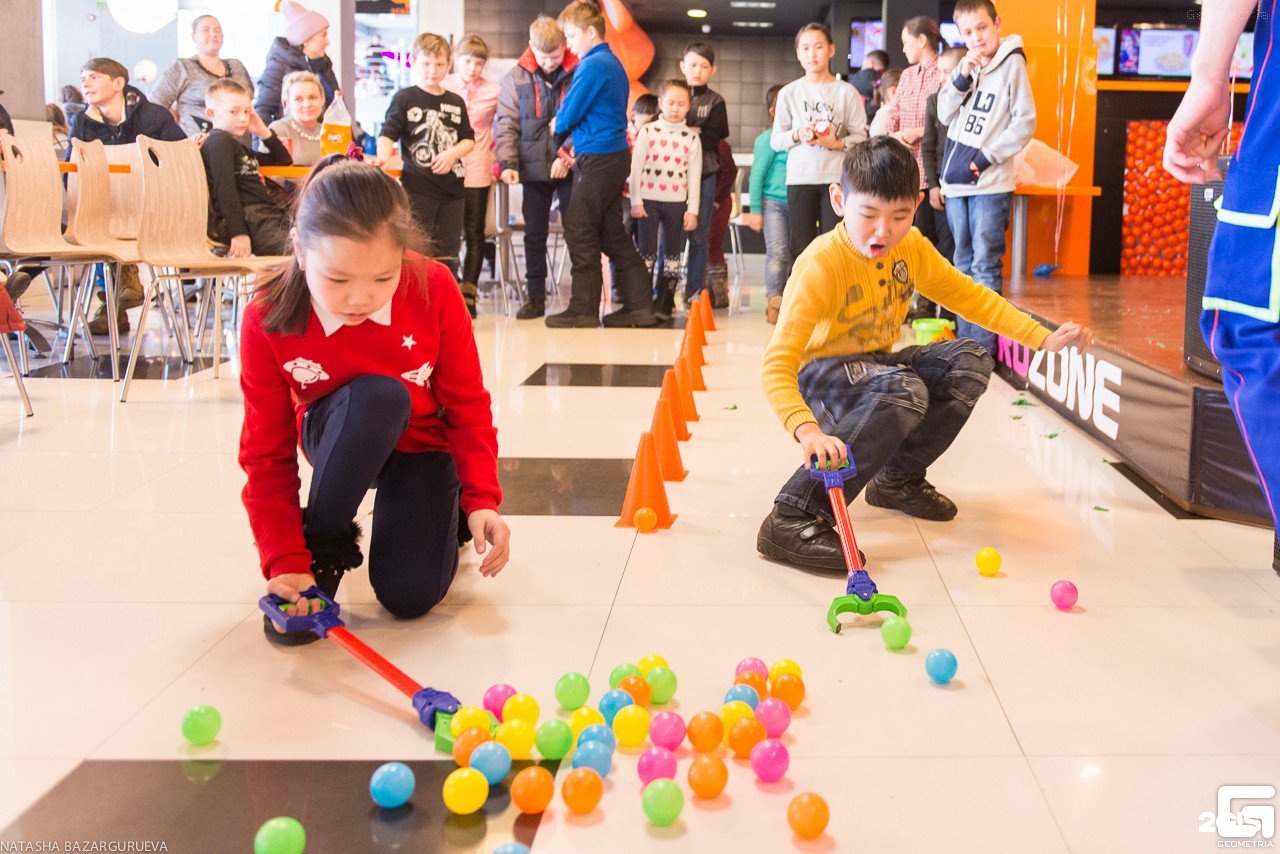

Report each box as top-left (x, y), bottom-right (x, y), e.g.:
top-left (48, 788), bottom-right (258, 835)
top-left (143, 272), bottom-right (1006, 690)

top-left (840, 137), bottom-right (920, 203)
top-left (864, 50), bottom-right (890, 70)
top-left (558, 1), bottom-right (605, 37)
top-left (412, 32), bottom-right (451, 60)
top-left (82, 57), bottom-right (129, 84)
top-left (683, 42), bottom-right (715, 65)
top-left (632, 93), bottom-right (658, 117)
top-left (529, 15), bottom-right (566, 52)
top-left (795, 23), bottom-right (834, 49)
top-left (940, 46), bottom-right (968, 66)
top-left (765, 83), bottom-right (784, 114)
top-left (455, 34), bottom-right (489, 61)
top-left (206, 78), bottom-right (250, 103)
top-left (954, 0), bottom-right (999, 21)
top-left (658, 79), bottom-right (691, 99)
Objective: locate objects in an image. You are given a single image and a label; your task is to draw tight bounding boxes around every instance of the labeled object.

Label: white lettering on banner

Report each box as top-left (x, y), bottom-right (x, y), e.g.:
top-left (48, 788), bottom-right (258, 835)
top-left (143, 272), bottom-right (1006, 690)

top-left (1027, 347), bottom-right (1122, 440)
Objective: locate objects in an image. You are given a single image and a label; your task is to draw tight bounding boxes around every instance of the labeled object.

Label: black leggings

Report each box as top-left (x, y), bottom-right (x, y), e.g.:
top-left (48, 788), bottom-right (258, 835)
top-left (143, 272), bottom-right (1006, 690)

top-left (302, 375), bottom-right (461, 619)
top-left (460, 185), bottom-right (492, 286)
top-left (787, 183), bottom-right (840, 260)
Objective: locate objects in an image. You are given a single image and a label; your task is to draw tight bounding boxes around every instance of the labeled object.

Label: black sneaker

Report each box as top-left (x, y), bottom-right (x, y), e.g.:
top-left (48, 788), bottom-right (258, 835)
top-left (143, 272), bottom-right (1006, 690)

top-left (756, 505), bottom-right (865, 573)
top-left (515, 301), bottom-right (544, 320)
top-left (3, 270), bottom-right (32, 303)
top-left (545, 309), bottom-right (600, 328)
top-left (601, 307), bottom-right (659, 328)
top-left (864, 474), bottom-right (958, 522)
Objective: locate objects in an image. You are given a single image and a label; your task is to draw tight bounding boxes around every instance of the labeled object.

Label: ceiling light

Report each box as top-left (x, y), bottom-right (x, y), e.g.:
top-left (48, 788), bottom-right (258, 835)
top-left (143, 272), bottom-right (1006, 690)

top-left (687, 8), bottom-right (708, 17)
top-left (730, 2), bottom-right (777, 7)
top-left (732, 21), bottom-right (773, 28)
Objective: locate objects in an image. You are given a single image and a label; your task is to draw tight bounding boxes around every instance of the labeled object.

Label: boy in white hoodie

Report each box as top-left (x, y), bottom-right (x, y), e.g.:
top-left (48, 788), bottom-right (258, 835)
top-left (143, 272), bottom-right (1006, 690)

top-left (937, 0), bottom-right (1036, 351)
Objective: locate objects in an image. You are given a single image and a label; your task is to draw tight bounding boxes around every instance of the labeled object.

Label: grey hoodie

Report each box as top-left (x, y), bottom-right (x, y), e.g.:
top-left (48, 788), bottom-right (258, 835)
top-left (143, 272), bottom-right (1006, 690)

top-left (937, 34), bottom-right (1036, 197)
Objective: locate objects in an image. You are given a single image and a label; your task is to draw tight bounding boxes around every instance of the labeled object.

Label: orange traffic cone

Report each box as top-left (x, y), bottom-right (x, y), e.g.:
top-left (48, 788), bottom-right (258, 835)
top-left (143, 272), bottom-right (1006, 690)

top-left (678, 345), bottom-right (706, 392)
top-left (683, 326), bottom-right (706, 370)
top-left (675, 355), bottom-right (700, 421)
top-left (699, 286), bottom-right (717, 331)
top-left (651, 397), bottom-right (687, 481)
top-left (661, 369), bottom-right (691, 440)
top-left (617, 432), bottom-right (676, 528)
top-left (684, 302), bottom-right (706, 349)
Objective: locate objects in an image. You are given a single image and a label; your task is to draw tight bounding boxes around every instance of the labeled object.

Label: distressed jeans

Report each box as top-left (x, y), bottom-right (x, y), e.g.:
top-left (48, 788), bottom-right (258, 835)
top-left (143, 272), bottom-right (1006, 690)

top-left (946, 191), bottom-right (1012, 351)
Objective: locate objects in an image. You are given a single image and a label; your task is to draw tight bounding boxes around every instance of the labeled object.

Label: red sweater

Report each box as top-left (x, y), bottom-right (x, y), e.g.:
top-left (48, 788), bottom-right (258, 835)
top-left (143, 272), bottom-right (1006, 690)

top-left (238, 254), bottom-right (501, 579)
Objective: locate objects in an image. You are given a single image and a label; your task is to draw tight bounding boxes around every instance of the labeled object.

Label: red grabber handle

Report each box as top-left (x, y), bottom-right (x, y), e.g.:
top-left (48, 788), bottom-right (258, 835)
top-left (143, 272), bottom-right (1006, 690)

top-left (826, 484), bottom-right (865, 574)
top-left (326, 626), bottom-right (422, 698)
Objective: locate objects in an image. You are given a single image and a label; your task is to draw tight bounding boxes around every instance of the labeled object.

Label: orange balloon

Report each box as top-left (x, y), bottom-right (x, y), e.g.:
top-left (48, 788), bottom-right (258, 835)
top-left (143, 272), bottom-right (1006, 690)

top-left (787, 792), bottom-right (830, 840)
top-left (617, 675), bottom-right (651, 707)
top-left (728, 717), bottom-right (766, 759)
top-left (452, 726), bottom-right (492, 767)
top-left (734, 670), bottom-right (768, 697)
top-left (687, 753), bottom-right (728, 799)
top-left (686, 711), bottom-right (724, 753)
top-left (770, 673), bottom-right (806, 711)
top-left (561, 767), bottom-right (604, 815)
top-left (510, 765), bottom-right (555, 814)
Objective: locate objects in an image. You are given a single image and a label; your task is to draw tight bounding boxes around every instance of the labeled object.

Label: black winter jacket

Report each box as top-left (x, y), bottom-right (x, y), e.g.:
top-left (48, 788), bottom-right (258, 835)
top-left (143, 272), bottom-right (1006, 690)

top-left (255, 37), bottom-right (340, 124)
top-left (493, 48), bottom-right (579, 183)
top-left (67, 86), bottom-right (185, 154)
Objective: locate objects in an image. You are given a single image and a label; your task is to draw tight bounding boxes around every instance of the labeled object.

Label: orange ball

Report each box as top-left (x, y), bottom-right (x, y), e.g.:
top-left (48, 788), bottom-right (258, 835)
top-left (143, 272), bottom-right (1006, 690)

top-left (734, 670), bottom-right (768, 697)
top-left (687, 753), bottom-right (728, 799)
top-left (770, 673), bottom-right (806, 711)
top-left (728, 716), bottom-right (766, 759)
top-left (561, 767), bottom-right (604, 815)
top-left (787, 792), bottom-right (830, 840)
top-left (633, 506), bottom-right (658, 532)
top-left (686, 711), bottom-right (724, 753)
top-left (451, 726), bottom-right (492, 766)
top-left (509, 765), bottom-right (555, 814)
top-left (617, 675), bottom-right (651, 707)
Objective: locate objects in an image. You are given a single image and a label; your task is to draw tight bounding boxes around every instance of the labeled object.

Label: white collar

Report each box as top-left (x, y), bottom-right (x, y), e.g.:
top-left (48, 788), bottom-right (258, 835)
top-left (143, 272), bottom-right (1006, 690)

top-left (310, 298), bottom-right (393, 336)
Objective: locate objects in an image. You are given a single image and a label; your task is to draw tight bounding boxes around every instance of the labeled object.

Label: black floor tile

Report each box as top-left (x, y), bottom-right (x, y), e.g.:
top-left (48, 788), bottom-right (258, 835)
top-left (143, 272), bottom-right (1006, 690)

top-left (499, 457), bottom-right (632, 516)
top-left (522, 363), bottom-right (669, 387)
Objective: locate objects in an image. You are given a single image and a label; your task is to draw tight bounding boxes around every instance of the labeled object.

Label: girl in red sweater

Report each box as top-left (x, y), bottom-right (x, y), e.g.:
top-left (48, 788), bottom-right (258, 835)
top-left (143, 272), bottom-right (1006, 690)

top-left (238, 156), bottom-right (509, 645)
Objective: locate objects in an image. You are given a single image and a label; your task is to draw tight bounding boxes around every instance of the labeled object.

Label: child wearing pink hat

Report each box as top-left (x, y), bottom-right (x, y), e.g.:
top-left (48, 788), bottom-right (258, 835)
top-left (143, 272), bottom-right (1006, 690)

top-left (255, 1), bottom-right (341, 124)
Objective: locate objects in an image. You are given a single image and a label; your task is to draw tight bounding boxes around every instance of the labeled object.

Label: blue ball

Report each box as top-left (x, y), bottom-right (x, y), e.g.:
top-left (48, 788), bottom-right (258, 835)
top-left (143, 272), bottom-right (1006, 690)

top-left (723, 683), bottom-right (760, 710)
top-left (598, 689), bottom-right (634, 726)
top-left (469, 741), bottom-right (513, 786)
top-left (577, 723), bottom-right (617, 753)
top-left (570, 739), bottom-right (613, 779)
top-left (369, 761), bottom-right (415, 809)
top-left (492, 844), bottom-right (531, 854)
top-left (925, 649), bottom-right (958, 685)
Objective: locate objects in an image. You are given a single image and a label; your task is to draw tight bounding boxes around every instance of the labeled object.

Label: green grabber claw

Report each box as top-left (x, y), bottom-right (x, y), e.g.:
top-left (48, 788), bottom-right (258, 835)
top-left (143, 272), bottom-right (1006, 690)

top-left (826, 592), bottom-right (907, 634)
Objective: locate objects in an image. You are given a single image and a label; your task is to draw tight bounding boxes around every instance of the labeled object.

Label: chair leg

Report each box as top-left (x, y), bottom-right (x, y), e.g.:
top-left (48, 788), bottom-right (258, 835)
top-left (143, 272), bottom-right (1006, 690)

top-left (62, 266), bottom-right (98, 365)
top-left (102, 263), bottom-right (122, 382)
top-left (212, 276), bottom-right (225, 379)
top-left (119, 284), bottom-right (155, 403)
top-left (0, 332), bottom-right (33, 417)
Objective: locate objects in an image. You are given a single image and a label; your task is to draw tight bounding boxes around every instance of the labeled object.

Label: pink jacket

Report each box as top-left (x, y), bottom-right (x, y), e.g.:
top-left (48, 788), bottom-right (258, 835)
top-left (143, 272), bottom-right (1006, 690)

top-left (443, 73), bottom-right (500, 188)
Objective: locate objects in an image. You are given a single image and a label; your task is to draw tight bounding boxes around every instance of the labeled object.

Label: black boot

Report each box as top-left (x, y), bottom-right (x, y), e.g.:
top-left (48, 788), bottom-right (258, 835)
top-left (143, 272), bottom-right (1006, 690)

top-left (263, 521), bottom-right (363, 647)
top-left (756, 505), bottom-right (865, 573)
top-left (1273, 533), bottom-right (1279, 577)
top-left (864, 471), bottom-right (958, 521)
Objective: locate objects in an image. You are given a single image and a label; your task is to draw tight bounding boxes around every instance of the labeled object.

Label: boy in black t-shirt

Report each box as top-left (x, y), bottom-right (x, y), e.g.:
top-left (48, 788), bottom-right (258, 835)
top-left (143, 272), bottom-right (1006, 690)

top-left (377, 32), bottom-right (476, 313)
top-left (200, 79), bottom-right (293, 257)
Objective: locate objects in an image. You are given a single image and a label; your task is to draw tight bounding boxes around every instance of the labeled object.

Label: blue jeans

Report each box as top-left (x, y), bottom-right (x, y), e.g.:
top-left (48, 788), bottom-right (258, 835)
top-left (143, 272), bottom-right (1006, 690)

top-left (774, 339), bottom-right (994, 522)
top-left (945, 192), bottom-right (1012, 351)
top-left (763, 199), bottom-right (793, 299)
top-left (684, 173), bottom-right (717, 300)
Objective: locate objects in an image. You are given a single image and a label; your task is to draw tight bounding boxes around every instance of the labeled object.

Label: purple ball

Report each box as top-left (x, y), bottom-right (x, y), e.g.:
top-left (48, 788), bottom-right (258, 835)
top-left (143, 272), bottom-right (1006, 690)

top-left (483, 683), bottom-right (517, 721)
top-left (750, 739), bottom-right (789, 783)
top-left (754, 698), bottom-right (791, 739)
top-left (735, 657), bottom-right (769, 680)
top-left (1050, 580), bottom-right (1079, 610)
top-left (648, 711), bottom-right (687, 751)
top-left (637, 746), bottom-right (677, 785)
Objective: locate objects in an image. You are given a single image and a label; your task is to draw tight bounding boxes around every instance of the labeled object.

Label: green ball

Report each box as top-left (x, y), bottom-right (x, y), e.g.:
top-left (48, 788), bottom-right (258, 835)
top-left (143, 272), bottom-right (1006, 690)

top-left (534, 719), bottom-right (575, 760)
top-left (254, 816), bottom-right (305, 854)
top-left (880, 616), bottom-right (912, 650)
top-left (609, 663), bottom-right (642, 690)
top-left (555, 672), bottom-right (591, 711)
top-left (641, 779), bottom-right (684, 827)
top-left (181, 705), bottom-right (222, 746)
top-left (645, 666), bottom-right (678, 705)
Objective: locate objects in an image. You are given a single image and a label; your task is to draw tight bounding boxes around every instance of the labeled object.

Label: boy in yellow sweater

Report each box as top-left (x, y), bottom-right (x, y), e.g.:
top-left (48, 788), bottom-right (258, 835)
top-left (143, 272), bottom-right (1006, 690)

top-left (758, 137), bottom-right (1092, 570)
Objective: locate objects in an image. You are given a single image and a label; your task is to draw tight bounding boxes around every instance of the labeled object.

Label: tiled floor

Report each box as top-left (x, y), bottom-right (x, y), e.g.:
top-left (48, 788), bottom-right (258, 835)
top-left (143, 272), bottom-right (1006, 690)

top-left (1, 265), bottom-right (1278, 852)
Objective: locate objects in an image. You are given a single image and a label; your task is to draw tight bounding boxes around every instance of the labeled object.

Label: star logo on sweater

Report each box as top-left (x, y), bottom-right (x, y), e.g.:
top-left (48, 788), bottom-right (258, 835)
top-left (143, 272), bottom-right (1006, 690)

top-left (402, 334), bottom-right (416, 350)
top-left (401, 361), bottom-right (434, 387)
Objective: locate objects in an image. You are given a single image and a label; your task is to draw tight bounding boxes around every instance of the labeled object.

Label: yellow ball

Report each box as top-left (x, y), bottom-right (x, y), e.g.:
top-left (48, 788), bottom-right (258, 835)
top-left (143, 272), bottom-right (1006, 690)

top-left (450, 705), bottom-right (490, 737)
top-left (768, 658), bottom-right (803, 684)
top-left (612, 704), bottom-right (652, 748)
top-left (502, 693), bottom-right (541, 725)
top-left (495, 718), bottom-right (536, 759)
top-left (569, 706), bottom-right (605, 739)
top-left (976, 547), bottom-right (1002, 577)
top-left (718, 700), bottom-right (755, 744)
top-left (442, 767), bottom-right (489, 814)
top-left (637, 654), bottom-right (669, 675)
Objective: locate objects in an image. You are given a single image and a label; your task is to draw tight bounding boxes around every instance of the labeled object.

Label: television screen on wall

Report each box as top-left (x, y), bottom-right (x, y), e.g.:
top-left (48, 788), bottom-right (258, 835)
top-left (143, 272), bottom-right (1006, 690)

top-left (850, 20), bottom-right (885, 68)
top-left (1095, 26), bottom-right (1116, 77)
top-left (1136, 28), bottom-right (1198, 77)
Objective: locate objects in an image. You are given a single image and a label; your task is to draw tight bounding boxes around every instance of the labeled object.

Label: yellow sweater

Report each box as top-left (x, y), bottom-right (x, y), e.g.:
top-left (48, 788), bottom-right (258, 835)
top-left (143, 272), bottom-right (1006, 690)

top-left (762, 224), bottom-right (1051, 436)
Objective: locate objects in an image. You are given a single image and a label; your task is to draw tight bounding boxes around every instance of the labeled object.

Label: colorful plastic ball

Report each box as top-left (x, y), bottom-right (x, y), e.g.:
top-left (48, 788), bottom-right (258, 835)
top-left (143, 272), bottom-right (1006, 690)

top-left (494, 719), bottom-right (536, 760)
top-left (469, 741), bottom-right (513, 786)
top-left (975, 547), bottom-right (1002, 577)
top-left (181, 705), bottom-right (221, 746)
top-left (451, 705), bottom-right (491, 737)
top-left (788, 792), bottom-right (830, 840)
top-left (554, 672), bottom-right (591, 711)
top-left (633, 506), bottom-right (659, 532)
top-left (561, 767), bottom-right (604, 815)
top-left (637, 746), bottom-right (678, 784)
top-left (609, 663), bottom-right (643, 689)
top-left (509, 765), bottom-right (555, 815)
top-left (598, 688), bottom-right (634, 726)
top-left (686, 711), bottom-right (724, 752)
top-left (483, 684), bottom-right (517, 721)
top-left (492, 844), bottom-right (532, 854)
top-left (734, 669), bottom-right (768, 698)
top-left (728, 716), bottom-right (767, 759)
top-left (770, 674), bottom-right (806, 711)
top-left (754, 698), bottom-right (792, 739)
top-left (618, 675), bottom-right (652, 707)
top-left (648, 711), bottom-right (687, 751)
top-left (502, 693), bottom-right (540, 725)
top-left (724, 683), bottom-right (760, 710)
top-left (687, 754), bottom-right (728, 799)
top-left (571, 739), bottom-right (614, 779)
top-left (768, 658), bottom-right (803, 684)
top-left (735, 657), bottom-right (770, 680)
top-left (645, 666), bottom-right (679, 705)
top-left (577, 723), bottom-right (617, 753)
top-left (369, 761), bottom-right (416, 809)
top-left (442, 767), bottom-right (489, 815)
top-left (719, 700), bottom-right (755, 741)
top-left (568, 706), bottom-right (605, 738)
top-left (254, 816), bottom-right (305, 854)
top-left (637, 654), bottom-right (669, 675)
top-left (750, 738), bottom-right (790, 783)
top-left (641, 779), bottom-right (684, 827)
top-left (880, 615), bottom-right (912, 650)
top-left (925, 649), bottom-right (959, 685)
top-left (534, 719), bottom-right (574, 761)
top-left (612, 704), bottom-right (652, 748)
top-left (452, 726), bottom-right (493, 767)
top-left (1051, 580), bottom-right (1079, 610)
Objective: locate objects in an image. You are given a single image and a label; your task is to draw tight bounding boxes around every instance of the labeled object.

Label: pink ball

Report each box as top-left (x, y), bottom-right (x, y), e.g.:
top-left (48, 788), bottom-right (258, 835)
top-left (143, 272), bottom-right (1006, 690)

top-left (754, 698), bottom-right (791, 739)
top-left (483, 683), bottom-right (517, 721)
top-left (637, 746), bottom-right (678, 785)
top-left (648, 711), bottom-right (687, 751)
top-left (750, 739), bottom-right (789, 783)
top-left (735, 657), bottom-right (769, 680)
top-left (1050, 580), bottom-right (1079, 610)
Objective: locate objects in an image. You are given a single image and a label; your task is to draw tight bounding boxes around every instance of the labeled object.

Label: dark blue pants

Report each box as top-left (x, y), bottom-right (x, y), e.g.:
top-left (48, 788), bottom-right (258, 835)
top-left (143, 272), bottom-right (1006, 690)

top-left (684, 173), bottom-right (717, 300)
top-left (522, 178), bottom-right (573, 304)
top-left (635, 199), bottom-right (689, 313)
top-left (564, 150), bottom-right (652, 315)
top-left (302, 375), bottom-right (461, 619)
top-left (775, 339), bottom-right (994, 522)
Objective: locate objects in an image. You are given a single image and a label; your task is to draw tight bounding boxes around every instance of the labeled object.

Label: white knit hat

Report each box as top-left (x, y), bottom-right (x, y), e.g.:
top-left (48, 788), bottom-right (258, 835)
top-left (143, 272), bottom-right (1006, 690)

top-left (281, 1), bottom-right (329, 47)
